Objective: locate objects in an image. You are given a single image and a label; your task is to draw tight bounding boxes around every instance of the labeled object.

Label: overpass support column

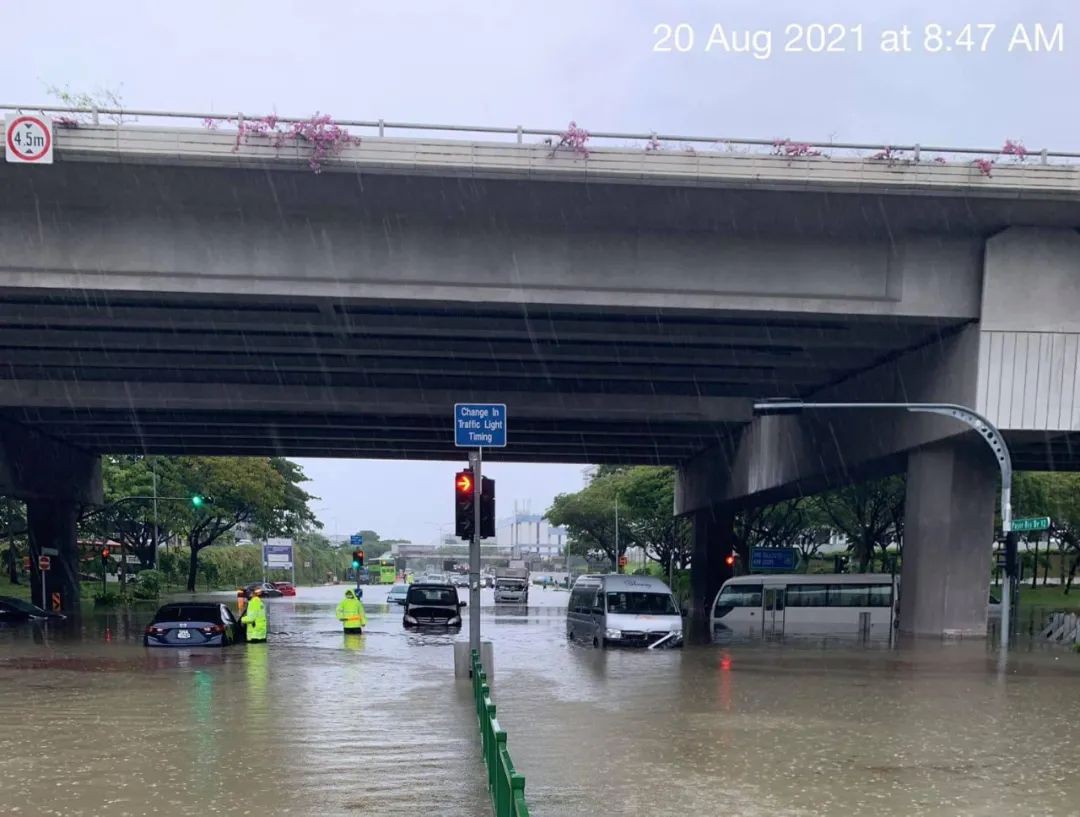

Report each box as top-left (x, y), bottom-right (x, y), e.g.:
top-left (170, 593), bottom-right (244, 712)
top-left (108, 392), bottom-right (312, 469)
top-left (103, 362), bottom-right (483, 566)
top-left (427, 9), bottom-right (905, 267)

top-left (689, 506), bottom-right (736, 635)
top-left (27, 500), bottom-right (81, 613)
top-left (900, 440), bottom-right (996, 638)
top-left (0, 420), bottom-right (102, 614)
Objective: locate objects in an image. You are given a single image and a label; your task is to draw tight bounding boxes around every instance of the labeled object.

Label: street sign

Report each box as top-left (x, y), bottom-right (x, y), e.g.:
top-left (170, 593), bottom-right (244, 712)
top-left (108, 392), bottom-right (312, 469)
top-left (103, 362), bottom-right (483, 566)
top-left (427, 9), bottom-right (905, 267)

top-left (1011, 516), bottom-right (1051, 533)
top-left (38, 555), bottom-right (51, 571)
top-left (41, 547), bottom-right (59, 557)
top-left (618, 555), bottom-right (628, 567)
top-left (5, 115), bottom-right (54, 164)
top-left (349, 533), bottom-right (363, 546)
top-left (749, 547), bottom-right (799, 572)
top-left (51, 592), bottom-right (61, 612)
top-left (262, 541), bottom-right (293, 569)
top-left (454, 403), bottom-right (507, 448)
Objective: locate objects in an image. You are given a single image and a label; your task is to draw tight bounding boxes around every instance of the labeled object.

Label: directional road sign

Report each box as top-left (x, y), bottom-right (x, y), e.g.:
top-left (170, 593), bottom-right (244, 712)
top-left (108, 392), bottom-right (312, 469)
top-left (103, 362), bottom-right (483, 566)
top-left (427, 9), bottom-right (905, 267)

top-left (454, 403), bottom-right (507, 447)
top-left (350, 534), bottom-right (364, 546)
top-left (5, 115), bottom-right (53, 164)
top-left (1012, 516), bottom-right (1051, 533)
top-left (749, 547), bottom-right (799, 572)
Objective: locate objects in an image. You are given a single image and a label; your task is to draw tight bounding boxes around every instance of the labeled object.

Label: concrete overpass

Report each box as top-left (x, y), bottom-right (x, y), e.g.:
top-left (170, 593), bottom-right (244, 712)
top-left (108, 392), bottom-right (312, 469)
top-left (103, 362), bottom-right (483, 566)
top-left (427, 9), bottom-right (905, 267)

top-left (3, 107), bottom-right (1080, 633)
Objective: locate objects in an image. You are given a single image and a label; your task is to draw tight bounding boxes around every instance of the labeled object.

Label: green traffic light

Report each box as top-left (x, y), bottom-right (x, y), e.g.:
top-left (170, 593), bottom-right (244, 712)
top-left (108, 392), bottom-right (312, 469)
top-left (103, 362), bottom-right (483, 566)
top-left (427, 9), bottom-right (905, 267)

top-left (351, 560), bottom-right (360, 569)
top-left (191, 495), bottom-right (204, 507)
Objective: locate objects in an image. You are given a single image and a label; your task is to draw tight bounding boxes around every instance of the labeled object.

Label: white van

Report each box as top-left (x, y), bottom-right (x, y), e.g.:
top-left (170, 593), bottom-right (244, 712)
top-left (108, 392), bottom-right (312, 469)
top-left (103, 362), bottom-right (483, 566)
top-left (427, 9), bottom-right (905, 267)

top-left (566, 574), bottom-right (683, 648)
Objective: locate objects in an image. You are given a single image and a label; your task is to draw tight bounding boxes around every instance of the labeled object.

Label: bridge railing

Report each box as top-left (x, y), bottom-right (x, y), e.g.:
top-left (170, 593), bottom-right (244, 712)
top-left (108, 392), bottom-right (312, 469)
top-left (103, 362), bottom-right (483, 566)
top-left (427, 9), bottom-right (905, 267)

top-left (472, 650), bottom-right (530, 817)
top-left (2, 102), bottom-right (1078, 162)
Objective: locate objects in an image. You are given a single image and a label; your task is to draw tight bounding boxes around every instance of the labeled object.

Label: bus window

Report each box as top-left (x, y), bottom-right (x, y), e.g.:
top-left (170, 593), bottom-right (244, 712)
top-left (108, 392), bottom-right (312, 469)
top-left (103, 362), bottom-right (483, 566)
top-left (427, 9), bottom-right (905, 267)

top-left (713, 584), bottom-right (762, 616)
top-left (786, 584), bottom-right (827, 607)
top-left (828, 585), bottom-right (870, 607)
top-left (867, 585), bottom-right (892, 607)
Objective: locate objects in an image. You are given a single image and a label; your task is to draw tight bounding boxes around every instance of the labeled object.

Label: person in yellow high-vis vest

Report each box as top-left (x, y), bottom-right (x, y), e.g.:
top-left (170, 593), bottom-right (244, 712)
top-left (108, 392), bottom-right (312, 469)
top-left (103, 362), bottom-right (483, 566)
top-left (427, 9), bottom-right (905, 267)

top-left (241, 588), bottom-right (268, 643)
top-left (336, 589), bottom-right (367, 634)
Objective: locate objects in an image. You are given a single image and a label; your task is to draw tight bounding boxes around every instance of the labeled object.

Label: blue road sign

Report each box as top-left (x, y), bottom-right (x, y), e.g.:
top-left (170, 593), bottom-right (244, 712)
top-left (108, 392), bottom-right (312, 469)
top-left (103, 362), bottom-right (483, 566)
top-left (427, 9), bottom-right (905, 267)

top-left (454, 403), bottom-right (508, 448)
top-left (349, 534), bottom-right (363, 546)
top-left (750, 547), bottom-right (799, 572)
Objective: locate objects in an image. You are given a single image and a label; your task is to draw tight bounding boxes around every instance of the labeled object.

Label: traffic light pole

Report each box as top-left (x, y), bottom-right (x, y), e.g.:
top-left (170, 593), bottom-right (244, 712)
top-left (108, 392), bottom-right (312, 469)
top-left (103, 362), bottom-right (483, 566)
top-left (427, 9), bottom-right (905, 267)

top-left (469, 448), bottom-right (482, 654)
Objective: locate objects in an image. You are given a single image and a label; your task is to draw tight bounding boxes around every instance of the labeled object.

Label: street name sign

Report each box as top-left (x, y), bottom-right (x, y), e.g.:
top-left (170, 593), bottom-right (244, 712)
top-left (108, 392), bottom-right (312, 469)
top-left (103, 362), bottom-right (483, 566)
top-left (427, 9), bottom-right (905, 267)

top-left (454, 403), bottom-right (507, 447)
top-left (5, 115), bottom-right (53, 164)
top-left (749, 547), bottom-right (799, 572)
top-left (1012, 516), bottom-right (1051, 532)
top-left (263, 541), bottom-right (293, 569)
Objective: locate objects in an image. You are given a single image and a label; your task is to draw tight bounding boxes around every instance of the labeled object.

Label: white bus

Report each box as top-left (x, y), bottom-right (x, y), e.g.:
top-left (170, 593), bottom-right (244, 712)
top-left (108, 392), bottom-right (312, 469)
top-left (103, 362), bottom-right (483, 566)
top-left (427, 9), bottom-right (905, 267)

top-left (710, 573), bottom-right (898, 640)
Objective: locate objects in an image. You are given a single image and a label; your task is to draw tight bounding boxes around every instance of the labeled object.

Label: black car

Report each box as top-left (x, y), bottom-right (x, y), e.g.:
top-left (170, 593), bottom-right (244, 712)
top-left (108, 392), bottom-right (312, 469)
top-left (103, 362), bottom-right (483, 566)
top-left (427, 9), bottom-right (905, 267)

top-left (403, 583), bottom-right (466, 629)
top-left (144, 602), bottom-right (241, 647)
top-left (0, 596), bottom-right (66, 624)
top-left (243, 582), bottom-right (283, 598)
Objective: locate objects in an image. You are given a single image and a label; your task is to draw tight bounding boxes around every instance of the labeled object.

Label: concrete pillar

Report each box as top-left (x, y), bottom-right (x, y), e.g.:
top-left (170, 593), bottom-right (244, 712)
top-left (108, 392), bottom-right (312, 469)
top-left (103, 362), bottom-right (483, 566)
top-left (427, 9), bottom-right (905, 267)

top-left (27, 500), bottom-right (81, 613)
top-left (689, 506), bottom-right (736, 632)
top-left (900, 440), bottom-right (996, 637)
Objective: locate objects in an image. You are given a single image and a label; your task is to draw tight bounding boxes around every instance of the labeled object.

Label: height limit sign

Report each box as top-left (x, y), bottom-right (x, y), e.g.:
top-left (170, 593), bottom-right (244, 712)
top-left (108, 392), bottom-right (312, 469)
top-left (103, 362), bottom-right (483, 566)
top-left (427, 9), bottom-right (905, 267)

top-left (5, 115), bottom-right (54, 164)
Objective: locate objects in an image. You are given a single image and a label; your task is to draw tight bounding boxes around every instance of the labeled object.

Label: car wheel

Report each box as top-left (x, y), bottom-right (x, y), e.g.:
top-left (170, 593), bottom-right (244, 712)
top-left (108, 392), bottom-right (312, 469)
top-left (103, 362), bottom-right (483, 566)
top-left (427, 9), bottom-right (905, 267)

top-left (593, 636), bottom-right (603, 649)
top-left (567, 630), bottom-right (574, 641)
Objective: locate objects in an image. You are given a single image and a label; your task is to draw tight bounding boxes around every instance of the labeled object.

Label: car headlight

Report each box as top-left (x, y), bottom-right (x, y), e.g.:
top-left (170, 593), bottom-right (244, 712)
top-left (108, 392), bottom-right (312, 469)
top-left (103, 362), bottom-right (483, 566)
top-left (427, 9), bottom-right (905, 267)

top-left (448, 615), bottom-right (461, 625)
top-left (604, 628), bottom-right (622, 639)
top-left (404, 615), bottom-right (418, 625)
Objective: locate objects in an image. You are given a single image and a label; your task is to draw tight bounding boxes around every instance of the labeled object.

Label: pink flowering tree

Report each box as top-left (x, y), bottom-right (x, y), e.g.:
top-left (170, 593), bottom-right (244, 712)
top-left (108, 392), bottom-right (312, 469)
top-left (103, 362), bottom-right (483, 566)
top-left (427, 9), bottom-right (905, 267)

top-left (548, 121), bottom-right (589, 158)
top-left (202, 112), bottom-right (358, 173)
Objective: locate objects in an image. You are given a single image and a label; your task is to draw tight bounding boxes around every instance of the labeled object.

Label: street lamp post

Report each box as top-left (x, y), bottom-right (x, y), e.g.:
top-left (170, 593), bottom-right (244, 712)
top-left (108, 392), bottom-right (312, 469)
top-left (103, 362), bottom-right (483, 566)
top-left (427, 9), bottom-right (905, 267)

top-left (752, 400), bottom-right (1016, 650)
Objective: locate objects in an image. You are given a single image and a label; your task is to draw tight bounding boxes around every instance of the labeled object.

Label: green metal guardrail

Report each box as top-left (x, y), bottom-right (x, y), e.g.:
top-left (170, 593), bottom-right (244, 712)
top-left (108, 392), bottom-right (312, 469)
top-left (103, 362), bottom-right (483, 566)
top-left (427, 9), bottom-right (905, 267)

top-left (472, 650), bottom-right (530, 817)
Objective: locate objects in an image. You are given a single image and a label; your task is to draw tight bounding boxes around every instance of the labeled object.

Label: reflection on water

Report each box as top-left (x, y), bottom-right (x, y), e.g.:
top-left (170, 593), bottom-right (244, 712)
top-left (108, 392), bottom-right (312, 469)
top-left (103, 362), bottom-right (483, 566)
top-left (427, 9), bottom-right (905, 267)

top-left (1, 585), bottom-right (1078, 817)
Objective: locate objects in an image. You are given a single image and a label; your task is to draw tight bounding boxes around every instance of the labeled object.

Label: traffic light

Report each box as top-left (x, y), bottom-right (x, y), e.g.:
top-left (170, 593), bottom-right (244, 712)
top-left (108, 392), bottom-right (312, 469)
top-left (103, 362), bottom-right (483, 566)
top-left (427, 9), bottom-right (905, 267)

top-left (723, 552), bottom-right (735, 568)
top-left (191, 494), bottom-right (205, 508)
top-left (352, 549), bottom-right (365, 569)
top-left (479, 476), bottom-right (495, 539)
top-left (455, 470), bottom-right (475, 540)
top-left (100, 546), bottom-right (111, 562)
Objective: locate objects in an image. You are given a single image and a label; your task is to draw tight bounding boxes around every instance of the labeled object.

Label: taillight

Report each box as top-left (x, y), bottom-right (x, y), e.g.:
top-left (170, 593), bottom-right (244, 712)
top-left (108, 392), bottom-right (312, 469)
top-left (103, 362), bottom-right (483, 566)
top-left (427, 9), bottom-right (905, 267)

top-left (200, 624), bottom-right (225, 635)
top-left (145, 625), bottom-right (165, 636)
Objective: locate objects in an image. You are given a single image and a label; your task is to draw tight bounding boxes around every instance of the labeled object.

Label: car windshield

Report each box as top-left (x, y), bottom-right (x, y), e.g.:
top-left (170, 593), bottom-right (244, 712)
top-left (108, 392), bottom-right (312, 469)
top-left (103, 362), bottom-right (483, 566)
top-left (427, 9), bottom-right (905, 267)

top-left (606, 592), bottom-right (678, 616)
top-left (154, 606), bottom-right (219, 623)
top-left (408, 587), bottom-right (457, 606)
top-left (390, 585), bottom-right (406, 594)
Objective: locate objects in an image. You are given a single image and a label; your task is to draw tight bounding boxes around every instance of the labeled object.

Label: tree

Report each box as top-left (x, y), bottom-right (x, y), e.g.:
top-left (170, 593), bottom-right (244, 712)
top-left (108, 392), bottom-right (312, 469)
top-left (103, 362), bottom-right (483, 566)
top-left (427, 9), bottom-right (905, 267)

top-left (155, 457), bottom-right (317, 591)
top-left (1013, 472), bottom-right (1080, 594)
top-left (732, 499), bottom-right (807, 563)
top-left (546, 472), bottom-right (622, 565)
top-left (818, 476), bottom-right (905, 572)
top-left (546, 466), bottom-right (692, 570)
top-left (1, 497), bottom-right (25, 584)
top-left (617, 467), bottom-right (692, 569)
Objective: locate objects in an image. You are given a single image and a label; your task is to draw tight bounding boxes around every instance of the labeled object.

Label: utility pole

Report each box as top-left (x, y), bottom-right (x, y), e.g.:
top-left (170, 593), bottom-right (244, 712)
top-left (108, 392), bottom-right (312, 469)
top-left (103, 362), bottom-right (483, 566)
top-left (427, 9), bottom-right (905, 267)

top-left (614, 494), bottom-right (620, 574)
top-left (469, 448), bottom-right (482, 653)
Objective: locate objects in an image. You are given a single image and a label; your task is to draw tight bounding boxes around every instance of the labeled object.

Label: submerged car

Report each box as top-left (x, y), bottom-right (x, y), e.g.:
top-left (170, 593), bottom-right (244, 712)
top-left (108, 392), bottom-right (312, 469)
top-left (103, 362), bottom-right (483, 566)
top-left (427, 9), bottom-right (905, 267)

top-left (271, 581), bottom-right (296, 596)
top-left (0, 596), bottom-right (66, 625)
top-left (243, 582), bottom-right (283, 598)
top-left (386, 584), bottom-right (409, 605)
top-left (403, 583), bottom-right (466, 629)
top-left (144, 602), bottom-right (241, 647)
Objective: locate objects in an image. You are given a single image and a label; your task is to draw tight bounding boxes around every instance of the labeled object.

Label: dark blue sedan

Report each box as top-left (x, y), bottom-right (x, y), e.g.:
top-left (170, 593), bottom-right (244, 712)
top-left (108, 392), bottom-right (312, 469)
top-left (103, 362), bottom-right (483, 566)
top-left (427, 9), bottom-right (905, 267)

top-left (144, 602), bottom-right (240, 647)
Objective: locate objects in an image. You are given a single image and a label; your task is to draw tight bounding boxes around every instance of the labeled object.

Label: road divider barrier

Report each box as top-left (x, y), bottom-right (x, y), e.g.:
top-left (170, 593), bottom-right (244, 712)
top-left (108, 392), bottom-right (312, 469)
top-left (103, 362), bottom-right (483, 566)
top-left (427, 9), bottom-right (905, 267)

top-left (472, 650), bottom-right (530, 817)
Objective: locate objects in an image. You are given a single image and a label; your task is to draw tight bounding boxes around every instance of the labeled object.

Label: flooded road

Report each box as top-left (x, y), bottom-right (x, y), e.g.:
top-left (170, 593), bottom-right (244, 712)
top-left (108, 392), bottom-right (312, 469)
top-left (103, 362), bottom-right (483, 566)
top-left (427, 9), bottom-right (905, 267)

top-left (2, 585), bottom-right (1080, 816)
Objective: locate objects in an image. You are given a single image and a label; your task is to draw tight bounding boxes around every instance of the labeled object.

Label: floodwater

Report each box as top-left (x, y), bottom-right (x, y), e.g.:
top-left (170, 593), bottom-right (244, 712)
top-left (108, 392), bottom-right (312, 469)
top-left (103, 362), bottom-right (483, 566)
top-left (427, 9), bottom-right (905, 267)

top-left (2, 585), bottom-right (1079, 817)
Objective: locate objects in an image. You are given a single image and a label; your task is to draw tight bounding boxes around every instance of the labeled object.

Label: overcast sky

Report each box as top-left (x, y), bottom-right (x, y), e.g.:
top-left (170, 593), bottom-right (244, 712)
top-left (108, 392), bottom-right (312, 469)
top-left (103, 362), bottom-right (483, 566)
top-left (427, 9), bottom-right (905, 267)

top-left (3, 1), bottom-right (1076, 542)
